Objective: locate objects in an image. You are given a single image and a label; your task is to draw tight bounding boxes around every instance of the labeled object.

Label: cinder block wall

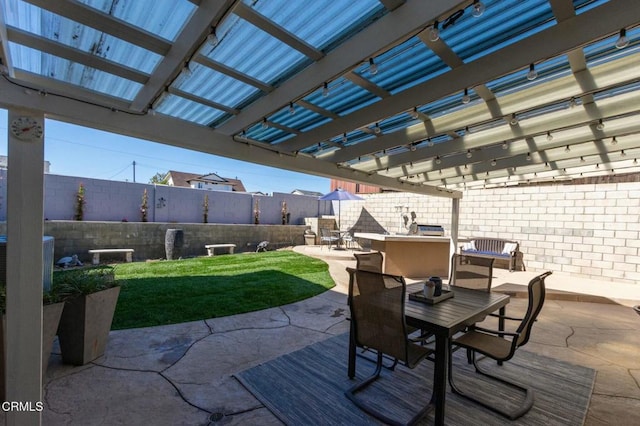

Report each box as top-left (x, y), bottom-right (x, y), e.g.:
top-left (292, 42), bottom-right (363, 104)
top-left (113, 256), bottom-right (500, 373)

top-left (338, 182), bottom-right (640, 284)
top-left (0, 222), bottom-right (308, 263)
top-left (0, 170), bottom-right (329, 225)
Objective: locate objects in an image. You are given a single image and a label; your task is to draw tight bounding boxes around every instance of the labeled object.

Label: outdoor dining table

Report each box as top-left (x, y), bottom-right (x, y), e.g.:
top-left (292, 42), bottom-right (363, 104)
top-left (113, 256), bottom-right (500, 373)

top-left (348, 283), bottom-right (510, 425)
top-left (406, 284), bottom-right (510, 425)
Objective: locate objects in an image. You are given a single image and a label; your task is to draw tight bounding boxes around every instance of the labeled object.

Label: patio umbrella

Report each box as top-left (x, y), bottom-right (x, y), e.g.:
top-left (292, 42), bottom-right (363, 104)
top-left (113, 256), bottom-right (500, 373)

top-left (318, 189), bottom-right (363, 230)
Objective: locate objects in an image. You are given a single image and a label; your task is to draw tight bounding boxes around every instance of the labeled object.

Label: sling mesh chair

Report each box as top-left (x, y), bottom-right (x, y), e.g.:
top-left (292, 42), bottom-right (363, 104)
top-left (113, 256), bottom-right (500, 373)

top-left (319, 227), bottom-right (340, 250)
top-left (348, 251), bottom-right (398, 378)
top-left (354, 251), bottom-right (383, 272)
top-left (449, 254), bottom-right (494, 291)
top-left (346, 269), bottom-right (433, 425)
top-left (417, 254), bottom-right (496, 350)
top-left (448, 271), bottom-right (553, 420)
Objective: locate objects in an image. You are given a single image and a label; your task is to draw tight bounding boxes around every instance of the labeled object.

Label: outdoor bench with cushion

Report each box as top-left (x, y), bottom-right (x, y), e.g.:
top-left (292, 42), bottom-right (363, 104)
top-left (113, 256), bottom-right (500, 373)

top-left (460, 238), bottom-right (525, 272)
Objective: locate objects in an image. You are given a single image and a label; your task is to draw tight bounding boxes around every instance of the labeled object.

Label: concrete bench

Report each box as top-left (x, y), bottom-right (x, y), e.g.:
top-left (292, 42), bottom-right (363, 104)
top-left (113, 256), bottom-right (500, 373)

top-left (88, 248), bottom-right (134, 265)
top-left (205, 244), bottom-right (236, 256)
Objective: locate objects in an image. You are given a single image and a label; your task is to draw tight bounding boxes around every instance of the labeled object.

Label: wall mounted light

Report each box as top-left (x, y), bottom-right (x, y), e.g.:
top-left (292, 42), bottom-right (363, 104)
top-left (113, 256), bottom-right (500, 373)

top-left (288, 102), bottom-right (295, 115)
top-left (509, 113), bottom-right (518, 126)
top-left (611, 136), bottom-right (618, 145)
top-left (546, 131), bottom-right (553, 141)
top-left (410, 107), bottom-right (419, 119)
top-left (435, 156), bottom-right (442, 164)
top-left (342, 133), bottom-right (347, 143)
top-left (322, 82), bottom-right (329, 97)
top-left (565, 145), bottom-right (570, 152)
top-left (596, 119), bottom-right (604, 130)
top-left (466, 149), bottom-right (472, 158)
top-left (374, 122), bottom-right (381, 134)
top-left (261, 117), bottom-right (268, 129)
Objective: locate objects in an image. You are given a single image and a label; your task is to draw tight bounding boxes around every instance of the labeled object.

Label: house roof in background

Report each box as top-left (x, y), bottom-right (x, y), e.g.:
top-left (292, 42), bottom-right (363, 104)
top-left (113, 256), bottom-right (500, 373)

top-left (166, 170), bottom-right (246, 192)
top-left (1, 0), bottom-right (639, 198)
top-left (291, 189), bottom-right (324, 197)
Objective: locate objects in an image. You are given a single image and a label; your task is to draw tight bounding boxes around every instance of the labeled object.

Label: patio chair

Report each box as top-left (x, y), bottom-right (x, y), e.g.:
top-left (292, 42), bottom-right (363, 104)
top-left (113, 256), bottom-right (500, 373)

top-left (346, 269), bottom-right (433, 425)
top-left (448, 271), bottom-right (553, 420)
top-left (353, 251), bottom-right (383, 272)
top-left (342, 232), bottom-right (356, 250)
top-left (349, 252), bottom-right (399, 372)
top-left (449, 254), bottom-right (494, 291)
top-left (319, 227), bottom-right (340, 250)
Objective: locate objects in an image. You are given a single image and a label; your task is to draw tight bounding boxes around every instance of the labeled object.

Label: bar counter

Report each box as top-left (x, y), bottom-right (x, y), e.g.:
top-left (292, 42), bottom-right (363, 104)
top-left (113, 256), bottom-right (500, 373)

top-left (354, 232), bottom-right (451, 278)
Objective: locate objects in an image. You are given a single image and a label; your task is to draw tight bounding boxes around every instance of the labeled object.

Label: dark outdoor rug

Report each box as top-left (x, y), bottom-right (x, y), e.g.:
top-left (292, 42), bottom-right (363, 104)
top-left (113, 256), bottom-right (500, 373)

top-left (235, 333), bottom-right (595, 425)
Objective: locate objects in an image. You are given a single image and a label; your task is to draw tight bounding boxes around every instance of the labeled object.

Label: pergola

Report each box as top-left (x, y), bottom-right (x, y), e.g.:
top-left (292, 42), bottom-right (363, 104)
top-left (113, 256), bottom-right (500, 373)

top-left (0, 0), bottom-right (638, 423)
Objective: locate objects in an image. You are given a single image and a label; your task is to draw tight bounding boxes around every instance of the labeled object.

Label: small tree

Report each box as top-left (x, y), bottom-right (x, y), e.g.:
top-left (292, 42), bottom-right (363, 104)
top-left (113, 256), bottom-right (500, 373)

top-left (281, 201), bottom-right (288, 225)
top-left (203, 194), bottom-right (209, 224)
top-left (140, 189), bottom-right (148, 222)
top-left (253, 199), bottom-right (260, 224)
top-left (149, 172), bottom-right (169, 185)
top-left (74, 183), bottom-right (85, 221)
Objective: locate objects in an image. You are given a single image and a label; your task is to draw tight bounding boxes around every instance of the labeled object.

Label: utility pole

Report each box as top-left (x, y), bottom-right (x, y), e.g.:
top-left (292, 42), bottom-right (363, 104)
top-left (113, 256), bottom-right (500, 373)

top-left (133, 161), bottom-right (136, 183)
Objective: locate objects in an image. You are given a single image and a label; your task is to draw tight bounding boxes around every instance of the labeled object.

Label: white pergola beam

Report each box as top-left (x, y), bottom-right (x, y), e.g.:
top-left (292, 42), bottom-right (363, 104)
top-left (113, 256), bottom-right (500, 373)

top-left (0, 76), bottom-right (460, 198)
top-left (130, 0), bottom-right (238, 111)
top-left (6, 27), bottom-right (149, 84)
top-left (23, 0), bottom-right (171, 55)
top-left (233, 2), bottom-right (323, 61)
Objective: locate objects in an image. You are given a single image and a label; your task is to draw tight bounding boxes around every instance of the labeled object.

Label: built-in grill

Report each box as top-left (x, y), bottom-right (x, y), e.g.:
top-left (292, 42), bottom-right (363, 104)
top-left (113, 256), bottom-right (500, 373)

top-left (416, 224), bottom-right (445, 236)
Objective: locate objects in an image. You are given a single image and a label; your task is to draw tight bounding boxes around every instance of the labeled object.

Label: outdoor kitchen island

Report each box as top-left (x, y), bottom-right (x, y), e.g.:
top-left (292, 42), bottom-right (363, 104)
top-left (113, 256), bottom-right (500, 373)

top-left (354, 233), bottom-right (452, 279)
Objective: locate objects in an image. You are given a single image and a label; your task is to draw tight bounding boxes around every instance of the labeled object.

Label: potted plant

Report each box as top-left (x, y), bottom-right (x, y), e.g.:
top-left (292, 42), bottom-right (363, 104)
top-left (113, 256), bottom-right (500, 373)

top-left (53, 266), bottom-right (121, 366)
top-left (0, 284), bottom-right (66, 400)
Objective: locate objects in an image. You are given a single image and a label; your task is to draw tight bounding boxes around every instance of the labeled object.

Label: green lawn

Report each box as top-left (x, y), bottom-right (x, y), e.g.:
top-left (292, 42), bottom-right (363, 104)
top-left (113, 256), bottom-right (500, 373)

top-left (110, 250), bottom-right (335, 330)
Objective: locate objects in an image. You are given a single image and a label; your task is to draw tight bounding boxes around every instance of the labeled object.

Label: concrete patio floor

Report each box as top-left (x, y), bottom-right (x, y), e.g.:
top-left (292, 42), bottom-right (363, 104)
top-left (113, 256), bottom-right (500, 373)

top-left (37, 246), bottom-right (640, 425)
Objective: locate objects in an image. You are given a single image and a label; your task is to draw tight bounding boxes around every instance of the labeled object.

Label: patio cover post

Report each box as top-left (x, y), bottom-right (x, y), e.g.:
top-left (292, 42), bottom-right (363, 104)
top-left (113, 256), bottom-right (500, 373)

top-left (451, 198), bottom-right (460, 260)
top-left (6, 110), bottom-right (45, 425)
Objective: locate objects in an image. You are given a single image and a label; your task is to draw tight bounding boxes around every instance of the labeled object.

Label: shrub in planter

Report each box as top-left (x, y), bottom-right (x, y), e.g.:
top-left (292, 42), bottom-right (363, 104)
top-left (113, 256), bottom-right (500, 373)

top-left (53, 266), bottom-right (121, 366)
top-left (0, 284), bottom-right (66, 400)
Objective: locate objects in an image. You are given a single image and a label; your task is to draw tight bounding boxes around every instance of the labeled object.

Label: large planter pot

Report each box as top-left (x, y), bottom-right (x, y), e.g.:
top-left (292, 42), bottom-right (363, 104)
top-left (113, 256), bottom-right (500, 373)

top-left (165, 228), bottom-right (184, 260)
top-left (0, 301), bottom-right (65, 401)
top-left (57, 286), bottom-right (120, 366)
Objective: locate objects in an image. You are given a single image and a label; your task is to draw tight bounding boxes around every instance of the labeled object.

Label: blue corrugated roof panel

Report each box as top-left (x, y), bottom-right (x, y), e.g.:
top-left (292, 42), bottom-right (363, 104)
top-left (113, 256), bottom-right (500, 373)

top-left (303, 77), bottom-right (380, 116)
top-left (4, 2), bottom-right (161, 74)
top-left (155, 93), bottom-right (225, 126)
top-left (76, 0), bottom-right (195, 41)
top-left (354, 37), bottom-right (450, 95)
top-left (172, 63), bottom-right (259, 111)
top-left (244, 0), bottom-right (385, 51)
top-left (446, 0), bottom-right (555, 63)
top-left (207, 13), bottom-right (308, 86)
top-left (584, 27), bottom-right (640, 66)
top-left (268, 104), bottom-right (329, 133)
top-left (8, 42), bottom-right (142, 100)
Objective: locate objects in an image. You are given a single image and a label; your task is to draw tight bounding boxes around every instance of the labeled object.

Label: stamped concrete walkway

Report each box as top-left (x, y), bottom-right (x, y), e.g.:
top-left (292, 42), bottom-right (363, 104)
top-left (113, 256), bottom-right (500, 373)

top-left (39, 246), bottom-right (640, 425)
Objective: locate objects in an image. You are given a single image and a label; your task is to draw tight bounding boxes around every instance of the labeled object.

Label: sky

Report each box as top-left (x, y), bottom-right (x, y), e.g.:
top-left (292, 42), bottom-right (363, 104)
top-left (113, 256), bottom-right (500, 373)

top-left (0, 109), bottom-right (331, 195)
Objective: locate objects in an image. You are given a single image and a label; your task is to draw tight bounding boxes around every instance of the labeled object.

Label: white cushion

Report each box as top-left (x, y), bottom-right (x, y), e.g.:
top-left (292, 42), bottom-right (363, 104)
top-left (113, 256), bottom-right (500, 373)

top-left (502, 242), bottom-right (518, 254)
top-left (462, 241), bottom-right (476, 251)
